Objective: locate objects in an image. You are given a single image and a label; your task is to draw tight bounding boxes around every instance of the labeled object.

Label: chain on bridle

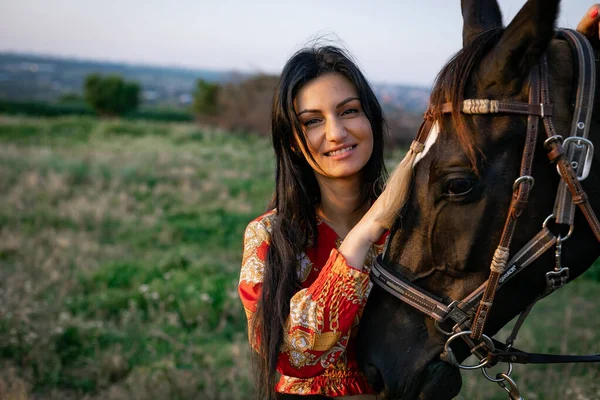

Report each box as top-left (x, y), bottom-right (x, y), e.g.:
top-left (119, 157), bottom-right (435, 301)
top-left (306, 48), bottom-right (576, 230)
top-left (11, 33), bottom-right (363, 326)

top-left (370, 29), bottom-right (599, 400)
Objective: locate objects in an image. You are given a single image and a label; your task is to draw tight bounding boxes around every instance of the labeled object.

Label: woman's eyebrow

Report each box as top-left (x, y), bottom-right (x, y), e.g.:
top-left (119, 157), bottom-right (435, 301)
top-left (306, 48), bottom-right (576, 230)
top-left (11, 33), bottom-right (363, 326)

top-left (296, 108), bottom-right (318, 116)
top-left (296, 97), bottom-right (360, 116)
top-left (336, 97), bottom-right (360, 108)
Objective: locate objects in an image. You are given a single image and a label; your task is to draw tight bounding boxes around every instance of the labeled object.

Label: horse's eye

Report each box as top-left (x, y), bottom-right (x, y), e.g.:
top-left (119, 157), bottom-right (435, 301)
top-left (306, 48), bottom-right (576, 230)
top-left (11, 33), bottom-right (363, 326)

top-left (445, 178), bottom-right (474, 196)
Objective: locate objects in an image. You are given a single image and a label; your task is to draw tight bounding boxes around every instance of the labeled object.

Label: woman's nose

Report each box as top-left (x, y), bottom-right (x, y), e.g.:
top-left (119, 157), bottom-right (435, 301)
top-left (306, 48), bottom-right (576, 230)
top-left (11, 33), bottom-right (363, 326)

top-left (325, 117), bottom-right (348, 141)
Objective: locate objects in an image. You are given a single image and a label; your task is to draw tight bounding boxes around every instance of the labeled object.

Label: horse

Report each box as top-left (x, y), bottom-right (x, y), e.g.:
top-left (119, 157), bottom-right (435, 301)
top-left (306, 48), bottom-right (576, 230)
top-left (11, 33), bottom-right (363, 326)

top-left (356, 0), bottom-right (600, 399)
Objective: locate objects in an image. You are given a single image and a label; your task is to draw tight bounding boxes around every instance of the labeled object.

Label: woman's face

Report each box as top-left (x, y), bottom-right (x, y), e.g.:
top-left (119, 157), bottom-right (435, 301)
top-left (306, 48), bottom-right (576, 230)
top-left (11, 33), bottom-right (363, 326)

top-left (293, 72), bottom-right (374, 182)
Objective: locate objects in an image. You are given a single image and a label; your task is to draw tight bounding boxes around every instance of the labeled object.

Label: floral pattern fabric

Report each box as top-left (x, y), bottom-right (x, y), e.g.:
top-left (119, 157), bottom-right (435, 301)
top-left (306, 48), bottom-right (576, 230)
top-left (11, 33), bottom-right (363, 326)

top-left (238, 209), bottom-right (387, 396)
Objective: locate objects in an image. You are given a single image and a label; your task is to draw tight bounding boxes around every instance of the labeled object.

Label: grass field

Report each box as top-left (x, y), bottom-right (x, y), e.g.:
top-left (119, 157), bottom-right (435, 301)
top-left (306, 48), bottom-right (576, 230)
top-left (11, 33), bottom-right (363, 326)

top-left (0, 115), bottom-right (598, 400)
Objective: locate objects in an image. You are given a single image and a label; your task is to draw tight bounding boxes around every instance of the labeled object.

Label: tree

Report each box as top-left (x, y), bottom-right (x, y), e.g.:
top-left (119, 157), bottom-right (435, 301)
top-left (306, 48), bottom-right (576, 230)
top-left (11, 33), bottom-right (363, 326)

top-left (83, 74), bottom-right (140, 116)
top-left (192, 79), bottom-right (220, 116)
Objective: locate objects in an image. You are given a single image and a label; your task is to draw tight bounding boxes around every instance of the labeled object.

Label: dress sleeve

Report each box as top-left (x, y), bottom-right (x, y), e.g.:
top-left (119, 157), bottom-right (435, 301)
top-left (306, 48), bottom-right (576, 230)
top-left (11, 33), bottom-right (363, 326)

top-left (238, 216), bottom-right (272, 352)
top-left (238, 216), bottom-right (373, 379)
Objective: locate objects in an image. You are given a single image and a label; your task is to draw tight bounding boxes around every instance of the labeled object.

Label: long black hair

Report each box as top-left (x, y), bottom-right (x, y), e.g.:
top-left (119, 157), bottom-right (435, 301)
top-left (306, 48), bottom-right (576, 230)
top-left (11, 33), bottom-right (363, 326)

top-left (252, 45), bottom-right (387, 399)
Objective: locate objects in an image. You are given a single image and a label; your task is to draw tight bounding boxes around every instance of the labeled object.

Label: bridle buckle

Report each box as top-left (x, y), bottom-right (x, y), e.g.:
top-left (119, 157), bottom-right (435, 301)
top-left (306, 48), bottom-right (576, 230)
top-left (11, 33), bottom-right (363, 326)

top-left (562, 137), bottom-right (595, 181)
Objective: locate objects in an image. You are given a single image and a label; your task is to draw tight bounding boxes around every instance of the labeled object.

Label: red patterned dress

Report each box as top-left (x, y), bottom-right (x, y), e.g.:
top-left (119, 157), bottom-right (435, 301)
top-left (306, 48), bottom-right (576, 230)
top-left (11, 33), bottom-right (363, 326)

top-left (238, 209), bottom-right (388, 396)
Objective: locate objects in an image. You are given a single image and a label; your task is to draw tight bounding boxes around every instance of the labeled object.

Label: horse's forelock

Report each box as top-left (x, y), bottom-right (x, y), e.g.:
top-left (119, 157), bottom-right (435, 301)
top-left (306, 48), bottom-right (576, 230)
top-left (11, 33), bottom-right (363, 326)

top-left (430, 28), bottom-right (504, 170)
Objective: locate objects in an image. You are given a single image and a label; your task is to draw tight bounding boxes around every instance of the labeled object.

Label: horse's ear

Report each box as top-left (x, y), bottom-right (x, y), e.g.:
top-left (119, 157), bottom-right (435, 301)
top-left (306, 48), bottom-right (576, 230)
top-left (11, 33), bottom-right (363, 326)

top-left (481, 0), bottom-right (559, 86)
top-left (461, 0), bottom-right (503, 47)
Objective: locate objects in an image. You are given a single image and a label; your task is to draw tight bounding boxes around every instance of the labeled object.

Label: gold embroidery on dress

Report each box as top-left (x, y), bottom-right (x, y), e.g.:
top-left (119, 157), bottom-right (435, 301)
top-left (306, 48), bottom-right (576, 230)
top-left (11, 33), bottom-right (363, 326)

top-left (240, 213), bottom-right (276, 285)
top-left (287, 293), bottom-right (320, 332)
top-left (317, 257), bottom-right (371, 331)
top-left (239, 252), bottom-right (266, 285)
top-left (296, 252), bottom-right (313, 282)
top-left (288, 350), bottom-right (317, 370)
top-left (319, 340), bottom-right (347, 369)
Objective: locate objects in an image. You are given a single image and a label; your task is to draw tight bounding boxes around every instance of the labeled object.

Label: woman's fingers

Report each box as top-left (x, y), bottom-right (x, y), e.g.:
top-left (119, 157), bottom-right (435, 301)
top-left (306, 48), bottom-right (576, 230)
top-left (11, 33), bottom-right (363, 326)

top-left (577, 4), bottom-right (600, 47)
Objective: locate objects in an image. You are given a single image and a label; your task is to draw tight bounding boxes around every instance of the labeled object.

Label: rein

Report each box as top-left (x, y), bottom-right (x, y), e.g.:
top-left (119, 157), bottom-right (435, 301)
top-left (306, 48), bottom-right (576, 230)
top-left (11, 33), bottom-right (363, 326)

top-left (371, 29), bottom-right (599, 398)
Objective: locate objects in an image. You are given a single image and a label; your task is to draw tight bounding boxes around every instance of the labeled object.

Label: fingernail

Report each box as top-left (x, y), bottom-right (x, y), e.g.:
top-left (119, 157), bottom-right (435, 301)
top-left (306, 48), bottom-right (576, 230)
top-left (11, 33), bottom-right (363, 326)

top-left (591, 8), bottom-right (598, 18)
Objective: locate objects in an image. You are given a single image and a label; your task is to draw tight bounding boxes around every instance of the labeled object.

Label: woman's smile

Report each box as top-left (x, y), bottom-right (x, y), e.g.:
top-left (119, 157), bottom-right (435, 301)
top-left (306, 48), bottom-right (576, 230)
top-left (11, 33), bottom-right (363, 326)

top-left (325, 144), bottom-right (357, 158)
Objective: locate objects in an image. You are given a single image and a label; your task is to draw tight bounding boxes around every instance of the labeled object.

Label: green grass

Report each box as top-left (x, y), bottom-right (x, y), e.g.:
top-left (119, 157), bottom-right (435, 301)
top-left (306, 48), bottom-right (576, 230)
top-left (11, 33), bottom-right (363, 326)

top-left (0, 115), bottom-right (598, 400)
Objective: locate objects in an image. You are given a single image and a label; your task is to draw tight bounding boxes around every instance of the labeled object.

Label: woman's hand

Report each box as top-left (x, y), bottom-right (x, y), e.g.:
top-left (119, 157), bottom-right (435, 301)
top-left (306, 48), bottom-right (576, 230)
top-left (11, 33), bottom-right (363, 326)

top-left (338, 194), bottom-right (388, 271)
top-left (577, 4), bottom-right (600, 48)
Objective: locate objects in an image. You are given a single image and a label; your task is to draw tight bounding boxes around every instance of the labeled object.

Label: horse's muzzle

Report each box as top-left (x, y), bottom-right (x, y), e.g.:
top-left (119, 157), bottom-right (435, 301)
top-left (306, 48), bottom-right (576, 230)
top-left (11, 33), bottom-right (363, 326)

top-left (367, 360), bottom-right (462, 400)
top-left (417, 361), bottom-right (462, 400)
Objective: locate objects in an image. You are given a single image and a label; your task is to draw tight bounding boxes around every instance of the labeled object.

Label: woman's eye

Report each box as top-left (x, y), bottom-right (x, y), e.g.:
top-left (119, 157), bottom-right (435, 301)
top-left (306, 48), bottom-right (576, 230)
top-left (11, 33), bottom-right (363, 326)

top-left (303, 118), bottom-right (320, 127)
top-left (341, 108), bottom-right (358, 116)
top-left (445, 178), bottom-right (474, 196)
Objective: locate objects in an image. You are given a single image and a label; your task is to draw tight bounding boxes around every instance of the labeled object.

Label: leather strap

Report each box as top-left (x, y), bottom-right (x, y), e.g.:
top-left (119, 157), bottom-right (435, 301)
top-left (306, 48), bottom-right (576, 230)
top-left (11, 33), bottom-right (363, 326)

top-left (540, 57), bottom-right (600, 241)
top-left (553, 29), bottom-right (596, 226)
top-left (470, 63), bottom-right (543, 340)
top-left (436, 101), bottom-right (553, 117)
top-left (372, 226), bottom-right (557, 326)
top-left (488, 339), bottom-right (600, 364)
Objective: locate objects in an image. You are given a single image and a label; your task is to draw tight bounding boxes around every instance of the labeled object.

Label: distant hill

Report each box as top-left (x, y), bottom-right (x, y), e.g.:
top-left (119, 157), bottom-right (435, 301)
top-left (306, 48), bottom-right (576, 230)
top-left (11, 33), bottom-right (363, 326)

top-left (0, 52), bottom-right (235, 107)
top-left (0, 52), bottom-right (430, 113)
top-left (373, 83), bottom-right (430, 114)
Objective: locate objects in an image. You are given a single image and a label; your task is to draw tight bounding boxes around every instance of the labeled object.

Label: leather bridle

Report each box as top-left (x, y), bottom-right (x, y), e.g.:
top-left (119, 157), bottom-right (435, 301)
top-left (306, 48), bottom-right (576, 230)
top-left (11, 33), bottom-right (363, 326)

top-left (370, 29), bottom-right (599, 398)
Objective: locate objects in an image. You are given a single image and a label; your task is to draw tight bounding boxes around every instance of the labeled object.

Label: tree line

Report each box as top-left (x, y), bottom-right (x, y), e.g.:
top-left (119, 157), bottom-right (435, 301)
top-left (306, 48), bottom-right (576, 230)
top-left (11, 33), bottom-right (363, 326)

top-left (82, 73), bottom-right (419, 145)
top-left (81, 73), bottom-right (275, 134)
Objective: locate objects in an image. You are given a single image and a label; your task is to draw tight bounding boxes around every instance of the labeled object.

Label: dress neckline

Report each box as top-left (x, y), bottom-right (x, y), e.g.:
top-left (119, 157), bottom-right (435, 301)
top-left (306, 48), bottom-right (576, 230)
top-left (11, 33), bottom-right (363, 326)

top-left (315, 215), bottom-right (342, 241)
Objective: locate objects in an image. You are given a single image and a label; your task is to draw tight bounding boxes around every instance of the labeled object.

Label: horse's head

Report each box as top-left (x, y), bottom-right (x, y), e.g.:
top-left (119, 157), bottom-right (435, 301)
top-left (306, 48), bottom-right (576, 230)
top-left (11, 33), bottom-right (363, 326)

top-left (357, 0), bottom-right (600, 398)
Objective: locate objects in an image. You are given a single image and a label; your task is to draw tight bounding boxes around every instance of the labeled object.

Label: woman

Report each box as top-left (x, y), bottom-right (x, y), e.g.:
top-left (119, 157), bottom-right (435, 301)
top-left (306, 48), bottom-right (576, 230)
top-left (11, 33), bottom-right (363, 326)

top-left (239, 6), bottom-right (600, 399)
top-left (239, 45), bottom-right (392, 400)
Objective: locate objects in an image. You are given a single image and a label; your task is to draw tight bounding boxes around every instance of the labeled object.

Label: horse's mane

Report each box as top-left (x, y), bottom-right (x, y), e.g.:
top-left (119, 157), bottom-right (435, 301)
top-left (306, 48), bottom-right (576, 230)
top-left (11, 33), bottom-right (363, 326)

top-left (430, 28), bottom-right (504, 168)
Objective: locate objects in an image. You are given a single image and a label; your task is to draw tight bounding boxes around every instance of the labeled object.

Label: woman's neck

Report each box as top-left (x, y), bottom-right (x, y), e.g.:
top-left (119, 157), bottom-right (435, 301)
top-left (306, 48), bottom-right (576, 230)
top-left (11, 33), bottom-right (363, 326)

top-left (316, 175), bottom-right (370, 239)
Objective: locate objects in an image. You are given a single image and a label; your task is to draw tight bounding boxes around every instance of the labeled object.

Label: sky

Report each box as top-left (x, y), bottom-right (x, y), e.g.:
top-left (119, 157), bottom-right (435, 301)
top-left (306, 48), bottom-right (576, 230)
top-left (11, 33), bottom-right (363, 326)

top-left (0, 0), bottom-right (595, 86)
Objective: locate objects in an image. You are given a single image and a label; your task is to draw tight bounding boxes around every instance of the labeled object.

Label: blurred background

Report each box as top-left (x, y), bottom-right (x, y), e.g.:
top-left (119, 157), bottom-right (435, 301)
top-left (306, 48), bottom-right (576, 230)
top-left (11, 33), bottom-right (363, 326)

top-left (0, 1), bottom-right (598, 399)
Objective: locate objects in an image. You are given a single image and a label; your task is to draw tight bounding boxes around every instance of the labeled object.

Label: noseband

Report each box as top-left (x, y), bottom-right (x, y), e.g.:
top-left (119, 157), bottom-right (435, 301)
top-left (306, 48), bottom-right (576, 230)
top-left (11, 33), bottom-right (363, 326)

top-left (371, 29), bottom-right (599, 398)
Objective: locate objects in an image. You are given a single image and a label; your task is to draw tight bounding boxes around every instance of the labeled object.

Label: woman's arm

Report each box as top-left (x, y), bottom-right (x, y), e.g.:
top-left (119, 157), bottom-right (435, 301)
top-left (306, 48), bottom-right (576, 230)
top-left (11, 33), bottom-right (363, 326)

top-left (239, 215), bottom-right (374, 379)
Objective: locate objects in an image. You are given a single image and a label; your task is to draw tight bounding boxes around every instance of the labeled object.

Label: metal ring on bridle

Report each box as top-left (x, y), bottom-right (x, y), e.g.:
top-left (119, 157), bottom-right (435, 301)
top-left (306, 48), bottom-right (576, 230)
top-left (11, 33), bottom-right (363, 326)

top-left (543, 134), bottom-right (563, 149)
top-left (435, 320), bottom-right (455, 336)
top-left (444, 331), bottom-right (495, 370)
top-left (482, 362), bottom-right (514, 382)
top-left (542, 214), bottom-right (574, 242)
top-left (512, 175), bottom-right (535, 191)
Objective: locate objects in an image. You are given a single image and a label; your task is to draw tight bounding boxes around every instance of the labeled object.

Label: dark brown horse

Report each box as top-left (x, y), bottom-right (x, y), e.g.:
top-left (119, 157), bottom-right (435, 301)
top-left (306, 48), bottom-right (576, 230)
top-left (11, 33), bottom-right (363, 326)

top-left (357, 0), bottom-right (600, 399)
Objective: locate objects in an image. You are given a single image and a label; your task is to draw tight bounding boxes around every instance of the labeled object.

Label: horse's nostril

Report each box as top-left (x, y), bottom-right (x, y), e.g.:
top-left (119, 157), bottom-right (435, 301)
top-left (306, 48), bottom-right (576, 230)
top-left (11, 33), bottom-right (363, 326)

top-left (364, 363), bottom-right (385, 393)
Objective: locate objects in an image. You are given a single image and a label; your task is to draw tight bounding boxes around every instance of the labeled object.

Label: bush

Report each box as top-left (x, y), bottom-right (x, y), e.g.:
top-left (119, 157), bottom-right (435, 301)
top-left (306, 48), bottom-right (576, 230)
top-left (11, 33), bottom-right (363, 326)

top-left (192, 79), bottom-right (220, 116)
top-left (84, 74), bottom-right (140, 116)
top-left (194, 74), bottom-right (278, 135)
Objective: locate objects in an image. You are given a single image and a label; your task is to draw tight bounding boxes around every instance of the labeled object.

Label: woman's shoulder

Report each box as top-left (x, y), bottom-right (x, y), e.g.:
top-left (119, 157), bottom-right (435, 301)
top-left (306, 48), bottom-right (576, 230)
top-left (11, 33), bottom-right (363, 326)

top-left (249, 208), bottom-right (278, 226)
top-left (244, 209), bottom-right (278, 245)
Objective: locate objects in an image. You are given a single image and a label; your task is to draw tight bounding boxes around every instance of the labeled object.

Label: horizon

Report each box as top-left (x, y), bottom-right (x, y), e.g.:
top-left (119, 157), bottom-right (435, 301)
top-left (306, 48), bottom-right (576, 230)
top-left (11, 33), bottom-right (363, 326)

top-left (0, 1), bottom-right (594, 86)
top-left (1, 50), bottom-right (434, 89)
